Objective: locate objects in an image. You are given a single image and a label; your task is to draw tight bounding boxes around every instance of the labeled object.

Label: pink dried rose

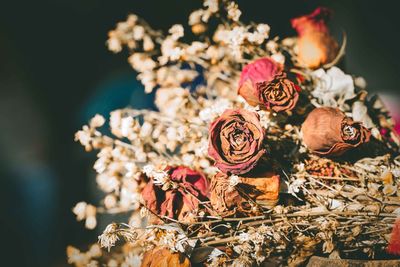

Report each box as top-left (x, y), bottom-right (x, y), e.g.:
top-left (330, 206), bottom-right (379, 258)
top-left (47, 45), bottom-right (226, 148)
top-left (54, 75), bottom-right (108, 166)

top-left (291, 7), bottom-right (339, 69)
top-left (238, 58), bottom-right (300, 112)
top-left (302, 107), bottom-right (371, 156)
top-left (141, 166), bottom-right (208, 222)
top-left (208, 109), bottom-right (266, 175)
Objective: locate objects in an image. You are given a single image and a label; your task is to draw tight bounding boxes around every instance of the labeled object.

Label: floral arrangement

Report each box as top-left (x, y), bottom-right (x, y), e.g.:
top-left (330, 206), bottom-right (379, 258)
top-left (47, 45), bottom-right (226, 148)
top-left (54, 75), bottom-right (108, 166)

top-left (68, 1), bottom-right (400, 266)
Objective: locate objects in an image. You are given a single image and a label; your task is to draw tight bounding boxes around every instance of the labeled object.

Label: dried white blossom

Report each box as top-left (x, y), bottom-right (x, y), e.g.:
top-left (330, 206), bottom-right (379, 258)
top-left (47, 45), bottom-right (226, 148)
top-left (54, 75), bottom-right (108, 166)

top-left (311, 67), bottom-right (356, 109)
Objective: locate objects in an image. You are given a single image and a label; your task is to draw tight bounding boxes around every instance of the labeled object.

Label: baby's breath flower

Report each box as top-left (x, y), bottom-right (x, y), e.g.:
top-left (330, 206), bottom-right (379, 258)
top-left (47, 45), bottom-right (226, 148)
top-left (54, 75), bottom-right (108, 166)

top-left (98, 223), bottom-right (119, 251)
top-left (72, 202), bottom-right (87, 221)
top-left (227, 2), bottom-right (241, 22)
top-left (90, 114), bottom-right (106, 128)
top-left (229, 175), bottom-right (240, 187)
top-left (169, 24), bottom-right (184, 40)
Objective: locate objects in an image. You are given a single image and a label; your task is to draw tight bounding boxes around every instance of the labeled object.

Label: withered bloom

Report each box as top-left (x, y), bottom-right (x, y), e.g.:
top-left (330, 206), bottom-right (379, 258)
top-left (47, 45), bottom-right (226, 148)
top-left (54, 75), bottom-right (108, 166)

top-left (239, 171), bottom-right (280, 208)
top-left (291, 7), bottom-right (339, 69)
top-left (238, 58), bottom-right (300, 112)
top-left (141, 247), bottom-right (191, 267)
top-left (257, 72), bottom-right (300, 112)
top-left (210, 172), bottom-right (252, 217)
top-left (302, 107), bottom-right (371, 156)
top-left (210, 171), bottom-right (280, 216)
top-left (141, 166), bottom-right (208, 222)
top-left (208, 109), bottom-right (265, 175)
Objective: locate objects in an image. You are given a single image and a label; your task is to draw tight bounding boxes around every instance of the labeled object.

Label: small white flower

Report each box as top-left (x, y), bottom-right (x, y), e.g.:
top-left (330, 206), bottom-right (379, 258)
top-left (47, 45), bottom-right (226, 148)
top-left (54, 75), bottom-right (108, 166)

top-left (238, 232), bottom-right (250, 242)
top-left (189, 9), bottom-right (203, 25)
top-left (90, 114), bottom-right (106, 128)
top-left (143, 164), bottom-right (155, 176)
top-left (133, 25), bottom-right (145, 40)
top-left (72, 202), bottom-right (87, 221)
top-left (104, 194), bottom-right (117, 209)
top-left (169, 24), bottom-right (184, 40)
top-left (229, 175), bottom-right (240, 187)
top-left (85, 216), bottom-right (97, 230)
top-left (288, 178), bottom-right (306, 195)
top-left (204, 0), bottom-right (218, 13)
top-left (227, 2), bottom-right (241, 22)
top-left (107, 37), bottom-right (122, 53)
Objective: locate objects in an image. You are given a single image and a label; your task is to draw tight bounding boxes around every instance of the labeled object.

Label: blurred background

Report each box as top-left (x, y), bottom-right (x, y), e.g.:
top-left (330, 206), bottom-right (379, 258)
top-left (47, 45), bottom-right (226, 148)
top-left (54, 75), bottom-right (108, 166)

top-left (0, 0), bottom-right (399, 266)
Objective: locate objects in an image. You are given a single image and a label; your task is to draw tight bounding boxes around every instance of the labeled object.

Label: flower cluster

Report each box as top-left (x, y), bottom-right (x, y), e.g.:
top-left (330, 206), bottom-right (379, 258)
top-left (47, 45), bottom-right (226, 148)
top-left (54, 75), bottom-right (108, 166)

top-left (70, 1), bottom-right (400, 267)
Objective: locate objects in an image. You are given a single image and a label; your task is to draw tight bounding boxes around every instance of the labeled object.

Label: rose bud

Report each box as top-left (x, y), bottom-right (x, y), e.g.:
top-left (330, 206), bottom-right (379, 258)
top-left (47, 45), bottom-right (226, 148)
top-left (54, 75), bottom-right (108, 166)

top-left (301, 107), bottom-right (371, 156)
top-left (210, 172), bottom-right (253, 217)
top-left (141, 166), bottom-right (208, 222)
top-left (291, 7), bottom-right (339, 69)
top-left (141, 247), bottom-right (191, 267)
top-left (208, 109), bottom-right (266, 175)
top-left (238, 58), bottom-right (300, 112)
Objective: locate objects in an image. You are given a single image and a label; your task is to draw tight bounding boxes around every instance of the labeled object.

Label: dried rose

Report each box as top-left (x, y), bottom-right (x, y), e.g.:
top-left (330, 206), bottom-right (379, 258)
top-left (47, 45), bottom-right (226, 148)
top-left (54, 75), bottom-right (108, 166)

top-left (210, 171), bottom-right (280, 216)
top-left (141, 166), bottom-right (208, 222)
top-left (238, 58), bottom-right (300, 112)
top-left (301, 107), bottom-right (371, 156)
top-left (291, 7), bottom-right (339, 69)
top-left (208, 109), bottom-right (266, 175)
top-left (141, 247), bottom-right (191, 267)
top-left (239, 170), bottom-right (280, 208)
top-left (210, 172), bottom-right (252, 216)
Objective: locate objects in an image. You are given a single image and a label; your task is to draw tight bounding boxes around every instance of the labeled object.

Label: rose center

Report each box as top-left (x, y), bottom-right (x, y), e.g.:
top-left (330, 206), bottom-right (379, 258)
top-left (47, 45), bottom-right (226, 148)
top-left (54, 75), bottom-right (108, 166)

top-left (342, 125), bottom-right (357, 139)
top-left (233, 130), bottom-right (245, 145)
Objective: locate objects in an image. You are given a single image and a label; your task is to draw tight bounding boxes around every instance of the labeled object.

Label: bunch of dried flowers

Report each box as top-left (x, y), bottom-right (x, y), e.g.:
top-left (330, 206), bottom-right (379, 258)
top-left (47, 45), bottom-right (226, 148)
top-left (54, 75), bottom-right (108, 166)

top-left (70, 1), bottom-right (400, 266)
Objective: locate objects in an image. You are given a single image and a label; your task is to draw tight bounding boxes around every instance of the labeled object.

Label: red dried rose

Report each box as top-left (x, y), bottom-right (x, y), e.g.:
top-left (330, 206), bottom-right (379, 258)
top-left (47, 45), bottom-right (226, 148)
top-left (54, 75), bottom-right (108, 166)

top-left (208, 109), bottom-right (266, 175)
top-left (141, 166), bottom-right (208, 222)
top-left (238, 58), bottom-right (300, 112)
top-left (387, 219), bottom-right (400, 255)
top-left (291, 7), bottom-right (339, 69)
top-left (301, 107), bottom-right (371, 156)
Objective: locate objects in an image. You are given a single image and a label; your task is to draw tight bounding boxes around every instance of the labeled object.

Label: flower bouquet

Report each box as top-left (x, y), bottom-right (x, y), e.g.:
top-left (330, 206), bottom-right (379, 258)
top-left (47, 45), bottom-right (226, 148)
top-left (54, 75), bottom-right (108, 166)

top-left (68, 1), bottom-right (400, 266)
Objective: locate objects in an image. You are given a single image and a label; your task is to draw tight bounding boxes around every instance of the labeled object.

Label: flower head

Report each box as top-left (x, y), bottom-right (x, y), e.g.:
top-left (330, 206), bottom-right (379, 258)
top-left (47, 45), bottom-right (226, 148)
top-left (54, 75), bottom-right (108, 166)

top-left (291, 7), bottom-right (339, 69)
top-left (238, 58), bottom-right (299, 112)
top-left (302, 107), bottom-right (371, 156)
top-left (141, 166), bottom-right (209, 222)
top-left (208, 109), bottom-right (266, 175)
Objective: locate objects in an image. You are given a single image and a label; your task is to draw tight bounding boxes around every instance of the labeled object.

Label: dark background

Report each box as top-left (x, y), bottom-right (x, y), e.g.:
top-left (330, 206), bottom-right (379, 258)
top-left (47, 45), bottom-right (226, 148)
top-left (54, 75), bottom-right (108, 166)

top-left (0, 1), bottom-right (399, 266)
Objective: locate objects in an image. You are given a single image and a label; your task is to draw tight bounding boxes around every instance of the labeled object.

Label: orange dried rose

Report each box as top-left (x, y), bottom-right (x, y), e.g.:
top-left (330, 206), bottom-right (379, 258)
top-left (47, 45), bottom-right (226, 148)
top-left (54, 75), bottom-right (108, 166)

top-left (291, 7), bottom-right (339, 69)
top-left (141, 247), bottom-right (191, 267)
top-left (239, 171), bottom-right (280, 208)
top-left (210, 171), bottom-right (280, 216)
top-left (301, 107), bottom-right (371, 156)
top-left (210, 172), bottom-right (252, 216)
